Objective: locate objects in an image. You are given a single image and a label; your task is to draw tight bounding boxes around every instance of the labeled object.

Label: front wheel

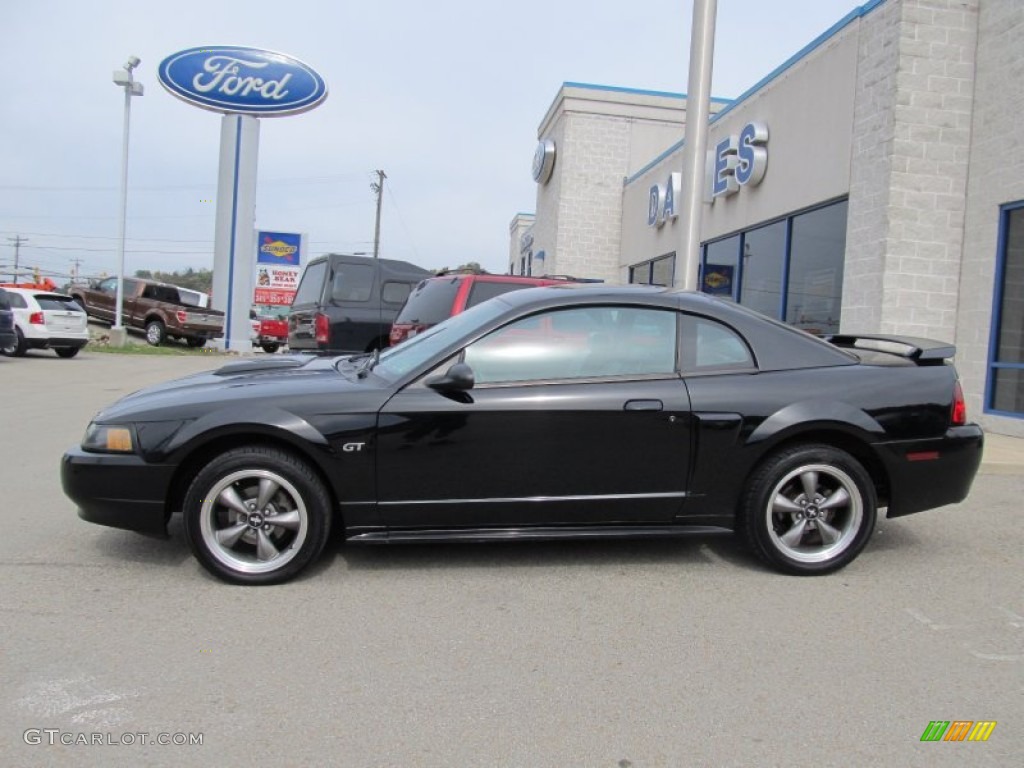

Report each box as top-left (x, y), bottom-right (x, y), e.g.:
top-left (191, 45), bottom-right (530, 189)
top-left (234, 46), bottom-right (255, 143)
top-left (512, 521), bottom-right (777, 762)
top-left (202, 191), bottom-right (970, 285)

top-left (145, 320), bottom-right (166, 346)
top-left (740, 444), bottom-right (877, 575)
top-left (261, 342), bottom-right (280, 354)
top-left (185, 337), bottom-right (206, 348)
top-left (55, 347), bottom-right (80, 358)
top-left (182, 445), bottom-right (332, 585)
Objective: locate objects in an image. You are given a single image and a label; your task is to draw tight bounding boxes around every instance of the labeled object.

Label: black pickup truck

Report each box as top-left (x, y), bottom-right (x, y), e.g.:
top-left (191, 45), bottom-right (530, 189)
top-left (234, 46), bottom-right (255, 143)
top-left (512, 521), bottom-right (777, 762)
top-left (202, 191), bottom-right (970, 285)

top-left (71, 277), bottom-right (224, 347)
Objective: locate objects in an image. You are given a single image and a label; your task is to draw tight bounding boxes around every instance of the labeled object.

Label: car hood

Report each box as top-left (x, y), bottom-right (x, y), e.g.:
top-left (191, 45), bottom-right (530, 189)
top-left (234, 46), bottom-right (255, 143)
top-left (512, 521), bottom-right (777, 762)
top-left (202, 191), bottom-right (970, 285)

top-left (95, 355), bottom-right (390, 422)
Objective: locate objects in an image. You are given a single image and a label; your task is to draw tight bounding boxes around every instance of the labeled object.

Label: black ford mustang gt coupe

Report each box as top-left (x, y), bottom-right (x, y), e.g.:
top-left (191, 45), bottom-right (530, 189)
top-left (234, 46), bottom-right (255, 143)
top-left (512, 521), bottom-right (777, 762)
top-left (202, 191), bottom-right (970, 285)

top-left (62, 285), bottom-right (983, 585)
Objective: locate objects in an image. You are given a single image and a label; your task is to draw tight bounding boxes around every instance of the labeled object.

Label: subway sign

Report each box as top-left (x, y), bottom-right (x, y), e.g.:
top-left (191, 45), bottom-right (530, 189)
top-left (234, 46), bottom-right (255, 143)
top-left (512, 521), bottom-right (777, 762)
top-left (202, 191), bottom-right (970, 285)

top-left (709, 122), bottom-right (768, 200)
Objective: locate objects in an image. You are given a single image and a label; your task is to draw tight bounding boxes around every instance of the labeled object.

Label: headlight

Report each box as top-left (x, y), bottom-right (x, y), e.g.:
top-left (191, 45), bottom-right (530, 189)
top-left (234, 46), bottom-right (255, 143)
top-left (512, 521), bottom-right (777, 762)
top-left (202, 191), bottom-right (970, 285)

top-left (82, 423), bottom-right (136, 454)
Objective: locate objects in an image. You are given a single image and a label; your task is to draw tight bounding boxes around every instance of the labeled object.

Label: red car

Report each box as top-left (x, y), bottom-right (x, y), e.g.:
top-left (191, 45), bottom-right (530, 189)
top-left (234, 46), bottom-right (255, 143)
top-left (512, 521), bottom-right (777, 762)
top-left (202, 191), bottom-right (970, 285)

top-left (250, 310), bottom-right (288, 353)
top-left (390, 273), bottom-right (571, 346)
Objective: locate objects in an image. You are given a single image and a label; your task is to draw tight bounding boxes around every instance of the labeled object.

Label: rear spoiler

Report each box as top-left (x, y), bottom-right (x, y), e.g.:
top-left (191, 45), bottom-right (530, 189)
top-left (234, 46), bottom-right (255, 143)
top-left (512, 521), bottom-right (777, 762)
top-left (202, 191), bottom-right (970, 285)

top-left (822, 334), bottom-right (955, 362)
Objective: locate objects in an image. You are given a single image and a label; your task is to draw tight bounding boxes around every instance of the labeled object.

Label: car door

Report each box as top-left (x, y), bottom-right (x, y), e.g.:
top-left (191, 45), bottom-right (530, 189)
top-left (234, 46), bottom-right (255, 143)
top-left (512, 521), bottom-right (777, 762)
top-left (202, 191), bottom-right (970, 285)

top-left (376, 305), bottom-right (693, 529)
top-left (90, 277), bottom-right (118, 322)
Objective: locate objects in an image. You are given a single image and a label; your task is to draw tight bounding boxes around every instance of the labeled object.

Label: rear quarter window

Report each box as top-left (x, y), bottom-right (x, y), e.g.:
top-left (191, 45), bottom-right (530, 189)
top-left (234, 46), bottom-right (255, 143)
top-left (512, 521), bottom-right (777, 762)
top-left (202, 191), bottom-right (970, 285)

top-left (382, 281), bottom-right (413, 306)
top-left (394, 278), bottom-right (460, 324)
top-left (5, 292), bottom-right (26, 309)
top-left (292, 261), bottom-right (328, 306)
top-left (0, 290), bottom-right (10, 310)
top-left (330, 263), bottom-right (374, 302)
top-left (466, 280), bottom-right (537, 308)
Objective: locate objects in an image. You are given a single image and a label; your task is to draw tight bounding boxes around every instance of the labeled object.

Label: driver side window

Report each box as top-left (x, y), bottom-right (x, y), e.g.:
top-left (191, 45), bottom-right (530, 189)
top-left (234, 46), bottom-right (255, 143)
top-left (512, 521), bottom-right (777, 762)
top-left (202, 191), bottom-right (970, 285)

top-left (463, 306), bottom-right (678, 384)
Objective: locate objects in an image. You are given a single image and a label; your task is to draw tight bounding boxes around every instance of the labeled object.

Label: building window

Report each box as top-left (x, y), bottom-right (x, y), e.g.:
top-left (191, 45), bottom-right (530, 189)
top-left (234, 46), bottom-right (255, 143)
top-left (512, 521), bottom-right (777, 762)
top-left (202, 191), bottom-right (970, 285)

top-left (701, 198), bottom-right (847, 331)
top-left (739, 220), bottom-right (786, 317)
top-left (702, 236), bottom-right (739, 297)
top-left (786, 200), bottom-right (847, 334)
top-left (628, 253), bottom-right (675, 286)
top-left (987, 201), bottom-right (1024, 417)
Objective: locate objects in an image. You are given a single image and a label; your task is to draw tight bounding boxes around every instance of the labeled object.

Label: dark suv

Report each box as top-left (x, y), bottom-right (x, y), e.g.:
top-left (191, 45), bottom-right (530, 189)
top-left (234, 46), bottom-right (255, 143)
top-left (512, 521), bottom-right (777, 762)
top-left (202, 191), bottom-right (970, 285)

top-left (288, 254), bottom-right (432, 355)
top-left (0, 289), bottom-right (16, 353)
top-left (389, 273), bottom-right (570, 345)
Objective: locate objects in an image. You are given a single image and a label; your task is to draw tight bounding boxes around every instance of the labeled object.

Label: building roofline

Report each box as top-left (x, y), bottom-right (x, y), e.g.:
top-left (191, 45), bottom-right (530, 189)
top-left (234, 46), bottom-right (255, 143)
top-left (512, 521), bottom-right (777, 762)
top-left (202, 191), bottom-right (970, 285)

top-left (561, 81), bottom-right (733, 104)
top-left (623, 0), bottom-right (888, 187)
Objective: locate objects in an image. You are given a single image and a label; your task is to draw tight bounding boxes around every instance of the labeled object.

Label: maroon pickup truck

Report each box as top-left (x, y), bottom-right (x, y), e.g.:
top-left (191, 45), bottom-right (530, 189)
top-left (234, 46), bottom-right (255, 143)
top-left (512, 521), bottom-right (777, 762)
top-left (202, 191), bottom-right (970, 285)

top-left (71, 277), bottom-right (224, 347)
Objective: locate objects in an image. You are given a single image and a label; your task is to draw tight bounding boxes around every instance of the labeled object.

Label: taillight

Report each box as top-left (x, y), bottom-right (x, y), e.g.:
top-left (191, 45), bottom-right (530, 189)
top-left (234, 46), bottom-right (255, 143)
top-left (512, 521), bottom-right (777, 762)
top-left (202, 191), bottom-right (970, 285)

top-left (176, 310), bottom-right (188, 323)
top-left (951, 381), bottom-right (967, 426)
top-left (28, 311), bottom-right (44, 325)
top-left (314, 313), bottom-right (329, 344)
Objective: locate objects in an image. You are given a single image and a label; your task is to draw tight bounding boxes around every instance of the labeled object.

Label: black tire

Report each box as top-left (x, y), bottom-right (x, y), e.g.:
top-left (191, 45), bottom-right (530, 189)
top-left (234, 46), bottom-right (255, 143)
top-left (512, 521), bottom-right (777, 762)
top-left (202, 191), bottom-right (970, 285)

top-left (740, 444), bottom-right (877, 575)
top-left (185, 337), bottom-right (206, 348)
top-left (55, 347), bottom-right (80, 358)
top-left (10, 328), bottom-right (27, 357)
top-left (145, 319), bottom-right (166, 346)
top-left (182, 445), bottom-right (333, 585)
top-left (261, 343), bottom-right (279, 354)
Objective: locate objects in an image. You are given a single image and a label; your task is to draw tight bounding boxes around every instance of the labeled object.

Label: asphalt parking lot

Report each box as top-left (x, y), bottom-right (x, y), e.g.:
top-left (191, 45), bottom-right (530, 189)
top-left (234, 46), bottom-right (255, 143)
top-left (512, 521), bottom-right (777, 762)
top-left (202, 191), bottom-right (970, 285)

top-left (1, 350), bottom-right (1020, 767)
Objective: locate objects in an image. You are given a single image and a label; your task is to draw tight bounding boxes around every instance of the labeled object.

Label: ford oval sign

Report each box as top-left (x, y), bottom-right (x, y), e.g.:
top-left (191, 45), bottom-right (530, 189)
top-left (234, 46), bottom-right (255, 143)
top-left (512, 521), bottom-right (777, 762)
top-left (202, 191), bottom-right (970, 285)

top-left (158, 46), bottom-right (327, 116)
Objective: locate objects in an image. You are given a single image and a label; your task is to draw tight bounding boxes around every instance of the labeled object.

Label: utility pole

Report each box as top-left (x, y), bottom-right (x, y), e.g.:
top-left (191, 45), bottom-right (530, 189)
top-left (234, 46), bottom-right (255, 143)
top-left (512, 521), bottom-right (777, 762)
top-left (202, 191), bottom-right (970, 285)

top-left (371, 169), bottom-right (386, 260)
top-left (70, 257), bottom-right (84, 284)
top-left (7, 235), bottom-right (27, 282)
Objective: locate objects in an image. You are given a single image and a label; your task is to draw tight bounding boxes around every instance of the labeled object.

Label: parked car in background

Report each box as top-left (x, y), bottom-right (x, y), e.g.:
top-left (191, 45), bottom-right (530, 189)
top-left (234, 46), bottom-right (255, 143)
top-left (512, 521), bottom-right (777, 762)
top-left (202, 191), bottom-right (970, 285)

top-left (0, 286), bottom-right (89, 358)
top-left (249, 308), bottom-right (288, 353)
top-left (71, 277), bottom-right (223, 347)
top-left (62, 285), bottom-right (982, 585)
top-left (390, 272), bottom-right (576, 346)
top-left (288, 254), bottom-right (432, 355)
top-left (0, 289), bottom-right (16, 354)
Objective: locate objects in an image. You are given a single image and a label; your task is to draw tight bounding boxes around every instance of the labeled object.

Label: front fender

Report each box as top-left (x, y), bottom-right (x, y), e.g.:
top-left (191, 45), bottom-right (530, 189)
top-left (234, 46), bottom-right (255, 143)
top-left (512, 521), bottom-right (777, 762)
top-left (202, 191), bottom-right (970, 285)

top-left (165, 404), bottom-right (331, 458)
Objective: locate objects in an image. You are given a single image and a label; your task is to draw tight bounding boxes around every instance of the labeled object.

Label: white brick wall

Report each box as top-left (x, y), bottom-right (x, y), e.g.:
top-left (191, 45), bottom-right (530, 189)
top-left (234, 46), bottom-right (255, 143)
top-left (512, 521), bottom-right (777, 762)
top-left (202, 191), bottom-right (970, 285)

top-left (956, 0), bottom-right (1024, 435)
top-left (844, 0), bottom-right (979, 343)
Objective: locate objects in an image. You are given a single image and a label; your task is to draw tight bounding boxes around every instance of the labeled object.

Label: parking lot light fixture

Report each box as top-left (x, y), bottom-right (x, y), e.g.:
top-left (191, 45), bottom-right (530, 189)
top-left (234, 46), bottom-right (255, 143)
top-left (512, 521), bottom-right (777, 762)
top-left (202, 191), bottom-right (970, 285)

top-left (111, 56), bottom-right (143, 346)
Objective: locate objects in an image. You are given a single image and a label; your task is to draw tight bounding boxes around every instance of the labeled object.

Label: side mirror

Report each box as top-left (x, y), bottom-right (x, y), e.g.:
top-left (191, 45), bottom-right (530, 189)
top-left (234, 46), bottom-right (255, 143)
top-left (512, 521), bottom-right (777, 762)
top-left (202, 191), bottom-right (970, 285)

top-left (426, 362), bottom-right (475, 392)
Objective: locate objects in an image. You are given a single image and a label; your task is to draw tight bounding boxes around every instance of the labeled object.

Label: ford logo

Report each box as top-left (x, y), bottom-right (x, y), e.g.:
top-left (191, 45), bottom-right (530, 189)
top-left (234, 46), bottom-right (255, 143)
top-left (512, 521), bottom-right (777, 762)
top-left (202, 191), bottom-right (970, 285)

top-left (158, 46), bottom-right (327, 116)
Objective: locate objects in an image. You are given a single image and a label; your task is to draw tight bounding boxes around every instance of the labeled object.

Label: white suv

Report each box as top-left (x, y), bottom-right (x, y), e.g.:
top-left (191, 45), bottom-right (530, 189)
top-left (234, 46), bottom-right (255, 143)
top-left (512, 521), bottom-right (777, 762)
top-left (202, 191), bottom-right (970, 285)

top-left (0, 287), bottom-right (89, 358)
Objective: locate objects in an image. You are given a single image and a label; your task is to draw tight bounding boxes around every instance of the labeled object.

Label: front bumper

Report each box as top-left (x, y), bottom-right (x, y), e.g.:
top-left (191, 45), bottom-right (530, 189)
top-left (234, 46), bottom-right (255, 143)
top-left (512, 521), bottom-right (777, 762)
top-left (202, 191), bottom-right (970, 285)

top-left (877, 425), bottom-right (984, 518)
top-left (61, 447), bottom-right (176, 536)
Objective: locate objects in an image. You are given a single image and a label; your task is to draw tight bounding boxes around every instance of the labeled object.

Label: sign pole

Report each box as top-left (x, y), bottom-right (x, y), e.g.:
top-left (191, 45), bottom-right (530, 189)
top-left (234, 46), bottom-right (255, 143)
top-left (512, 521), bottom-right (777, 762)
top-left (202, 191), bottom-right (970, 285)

top-left (678, 0), bottom-right (718, 291)
top-left (211, 114), bottom-right (259, 353)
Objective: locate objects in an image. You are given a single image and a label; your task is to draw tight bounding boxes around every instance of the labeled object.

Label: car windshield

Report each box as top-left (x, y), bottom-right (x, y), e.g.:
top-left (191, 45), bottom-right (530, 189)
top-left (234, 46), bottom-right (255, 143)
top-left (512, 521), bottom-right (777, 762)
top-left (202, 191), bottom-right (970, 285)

top-left (371, 297), bottom-right (513, 380)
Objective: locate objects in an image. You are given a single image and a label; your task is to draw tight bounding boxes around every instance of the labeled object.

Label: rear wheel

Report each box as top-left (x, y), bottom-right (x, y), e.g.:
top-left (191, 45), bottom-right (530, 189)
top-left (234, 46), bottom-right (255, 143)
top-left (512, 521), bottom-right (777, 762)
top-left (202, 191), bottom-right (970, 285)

top-left (741, 444), bottom-right (876, 575)
top-left (55, 347), bottom-right (79, 358)
top-left (145, 320), bottom-right (166, 346)
top-left (261, 342), bottom-right (280, 354)
top-left (9, 328), bottom-right (27, 357)
top-left (182, 446), bottom-right (332, 585)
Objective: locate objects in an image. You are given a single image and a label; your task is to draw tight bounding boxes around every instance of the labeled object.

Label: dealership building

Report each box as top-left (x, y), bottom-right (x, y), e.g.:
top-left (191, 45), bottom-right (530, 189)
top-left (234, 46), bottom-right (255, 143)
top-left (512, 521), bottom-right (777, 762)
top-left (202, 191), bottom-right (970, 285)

top-left (509, 0), bottom-right (1024, 436)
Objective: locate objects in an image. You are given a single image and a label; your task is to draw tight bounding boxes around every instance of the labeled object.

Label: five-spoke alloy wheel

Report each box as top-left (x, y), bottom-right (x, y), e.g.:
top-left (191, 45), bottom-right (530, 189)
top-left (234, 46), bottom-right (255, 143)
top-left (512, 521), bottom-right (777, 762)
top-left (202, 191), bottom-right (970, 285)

top-left (183, 446), bottom-right (332, 585)
top-left (741, 444), bottom-right (877, 575)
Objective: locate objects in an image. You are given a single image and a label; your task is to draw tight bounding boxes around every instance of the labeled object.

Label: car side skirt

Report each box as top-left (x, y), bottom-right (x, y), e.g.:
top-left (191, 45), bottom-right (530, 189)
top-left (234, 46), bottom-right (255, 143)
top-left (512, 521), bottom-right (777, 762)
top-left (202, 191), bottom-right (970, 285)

top-left (347, 524), bottom-right (733, 544)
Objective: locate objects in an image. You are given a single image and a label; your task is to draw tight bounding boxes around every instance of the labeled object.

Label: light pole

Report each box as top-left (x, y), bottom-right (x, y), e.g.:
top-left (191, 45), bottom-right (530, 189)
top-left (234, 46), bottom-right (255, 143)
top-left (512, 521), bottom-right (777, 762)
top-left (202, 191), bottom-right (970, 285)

top-left (111, 56), bottom-right (143, 345)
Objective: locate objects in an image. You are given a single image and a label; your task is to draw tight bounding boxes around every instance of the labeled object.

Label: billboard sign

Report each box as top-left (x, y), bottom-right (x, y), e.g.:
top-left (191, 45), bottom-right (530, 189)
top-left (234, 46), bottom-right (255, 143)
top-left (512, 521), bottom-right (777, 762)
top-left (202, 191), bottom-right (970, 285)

top-left (158, 46), bottom-right (328, 116)
top-left (255, 231), bottom-right (303, 306)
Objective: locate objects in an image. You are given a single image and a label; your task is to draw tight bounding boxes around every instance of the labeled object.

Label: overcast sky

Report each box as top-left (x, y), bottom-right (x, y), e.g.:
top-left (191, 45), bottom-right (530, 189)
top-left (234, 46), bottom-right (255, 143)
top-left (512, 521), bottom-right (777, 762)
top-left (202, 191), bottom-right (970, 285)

top-left (1, 0), bottom-right (864, 280)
